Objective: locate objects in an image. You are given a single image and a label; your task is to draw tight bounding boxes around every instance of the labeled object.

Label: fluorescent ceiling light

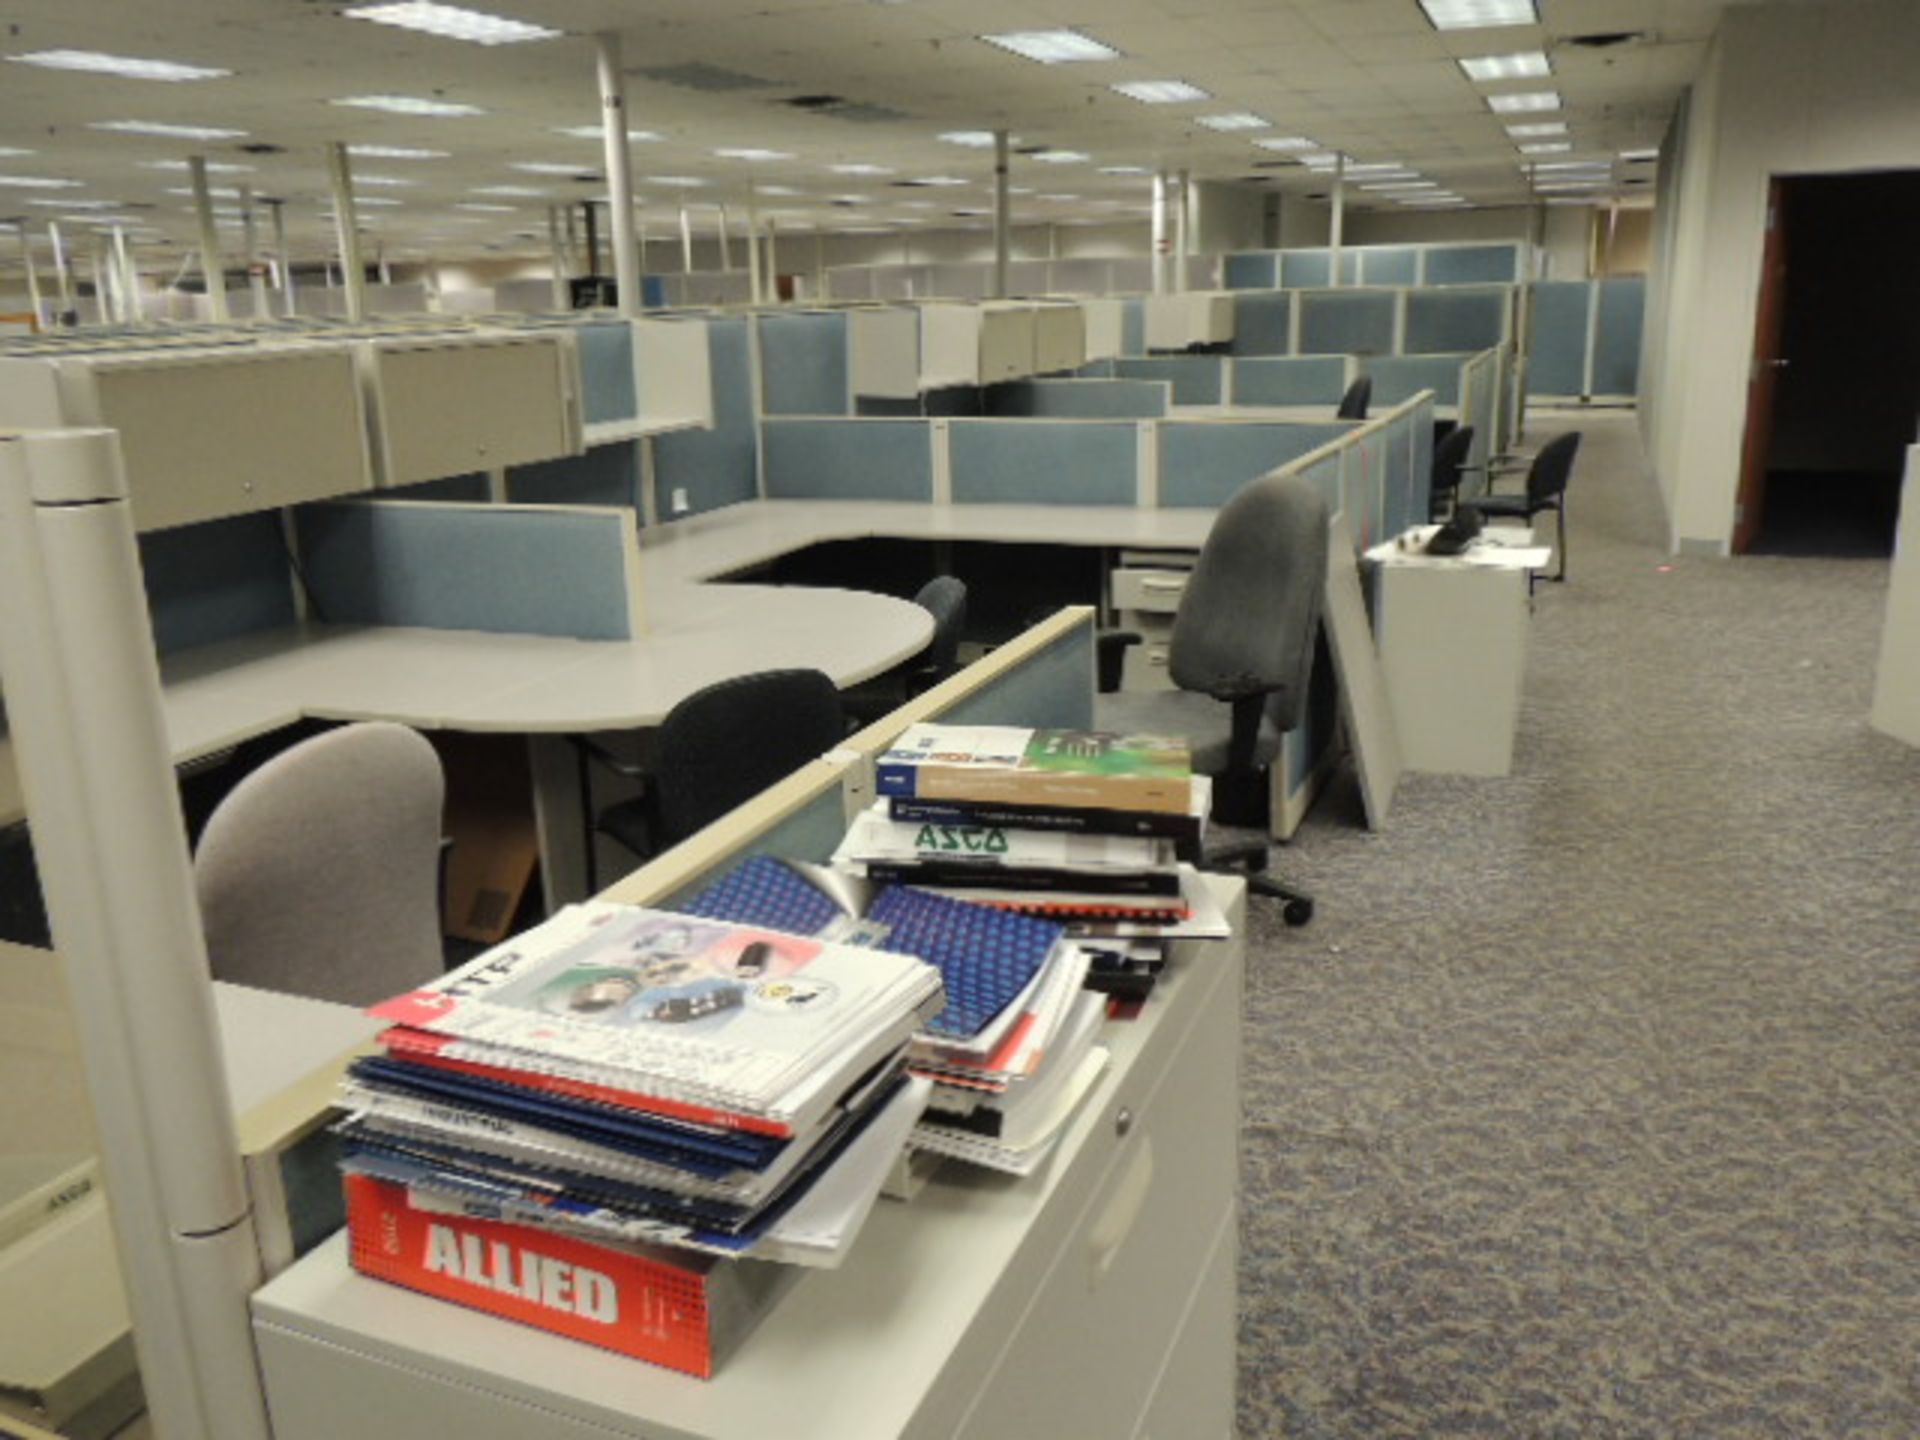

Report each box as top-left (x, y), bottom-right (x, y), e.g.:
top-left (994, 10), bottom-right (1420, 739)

top-left (341, 3), bottom-right (559, 46)
top-left (348, 143), bottom-right (449, 159)
top-left (165, 186), bottom-right (242, 198)
top-left (553, 125), bottom-right (661, 141)
top-left (471, 184), bottom-right (544, 196)
top-left (1505, 121), bottom-right (1566, 137)
top-left (1300, 153), bottom-right (1341, 169)
top-left (760, 185), bottom-right (802, 196)
top-left (1343, 161), bottom-right (1408, 175)
top-left (0, 147), bottom-right (31, 157)
top-left (138, 158), bottom-right (254, 172)
top-left (454, 202), bottom-right (517, 211)
top-left (352, 196), bottom-right (403, 206)
top-left (1031, 150), bottom-right (1089, 164)
top-left (1253, 136), bottom-right (1318, 152)
top-left (1620, 147), bottom-right (1659, 161)
top-left (510, 161), bottom-right (596, 174)
top-left (1099, 164), bottom-right (1150, 175)
top-left (1458, 51), bottom-right (1550, 81)
top-left (355, 174), bottom-right (418, 186)
top-left (1361, 181), bottom-right (1439, 191)
top-left (27, 196), bottom-right (118, 208)
top-left (1487, 91), bottom-right (1561, 113)
top-left (0, 174), bottom-right (84, 189)
top-left (910, 176), bottom-right (969, 187)
top-left (1197, 113), bottom-right (1270, 132)
top-left (1417, 0), bottom-right (1539, 31)
top-left (331, 95), bottom-right (484, 116)
top-left (1518, 142), bottom-right (1571, 155)
top-left (715, 148), bottom-right (793, 162)
top-left (940, 131), bottom-right (997, 147)
top-left (828, 163), bottom-right (892, 175)
top-left (1110, 80), bottom-right (1209, 104)
top-left (1530, 159), bottom-right (1609, 171)
top-left (91, 119), bottom-right (247, 139)
top-left (979, 29), bottom-right (1120, 64)
top-left (7, 50), bottom-right (229, 82)
top-left (645, 175), bottom-right (707, 187)
top-left (1037, 193), bottom-right (1078, 202)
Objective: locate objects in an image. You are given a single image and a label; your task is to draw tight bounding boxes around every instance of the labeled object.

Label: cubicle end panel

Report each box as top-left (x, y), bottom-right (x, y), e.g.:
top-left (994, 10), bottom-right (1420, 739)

top-left (369, 334), bottom-right (583, 488)
top-left (757, 312), bottom-right (851, 417)
top-left (949, 421), bottom-right (1138, 506)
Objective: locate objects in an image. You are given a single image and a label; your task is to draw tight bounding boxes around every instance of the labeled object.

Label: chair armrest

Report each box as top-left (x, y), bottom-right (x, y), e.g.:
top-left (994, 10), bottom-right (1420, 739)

top-left (1096, 631), bottom-right (1143, 694)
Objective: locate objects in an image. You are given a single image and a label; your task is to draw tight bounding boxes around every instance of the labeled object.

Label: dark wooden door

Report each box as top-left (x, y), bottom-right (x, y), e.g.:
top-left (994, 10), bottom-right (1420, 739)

top-left (1733, 177), bottom-right (1791, 553)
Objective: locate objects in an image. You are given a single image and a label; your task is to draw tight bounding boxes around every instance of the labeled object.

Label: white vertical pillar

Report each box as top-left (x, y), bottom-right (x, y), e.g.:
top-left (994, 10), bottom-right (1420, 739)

top-left (548, 205), bottom-right (570, 310)
top-left (595, 31), bottom-right (641, 318)
top-left (269, 199), bottom-right (296, 317)
top-left (47, 220), bottom-right (74, 317)
top-left (324, 141), bottom-right (367, 322)
top-left (1150, 171), bottom-right (1168, 295)
top-left (813, 227), bottom-right (826, 300)
top-left (992, 128), bottom-right (1011, 300)
top-left (113, 227), bottom-right (138, 324)
top-left (717, 203), bottom-right (733, 273)
top-left (240, 186), bottom-right (270, 318)
top-left (1329, 154), bottom-right (1346, 289)
top-left (1174, 168), bottom-right (1190, 294)
top-left (189, 155), bottom-right (230, 322)
top-left (563, 205), bottom-right (580, 276)
top-left (764, 216), bottom-right (778, 304)
top-left (87, 239), bottom-right (114, 325)
top-left (16, 226), bottom-right (44, 326)
top-left (745, 179), bottom-right (763, 305)
top-left (679, 204), bottom-right (694, 272)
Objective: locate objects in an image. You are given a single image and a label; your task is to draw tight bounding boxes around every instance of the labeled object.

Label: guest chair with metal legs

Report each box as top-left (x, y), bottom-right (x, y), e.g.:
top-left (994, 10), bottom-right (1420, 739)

top-left (1428, 424), bottom-right (1477, 520)
top-left (1476, 430), bottom-right (1581, 584)
top-left (1336, 375), bottom-right (1372, 421)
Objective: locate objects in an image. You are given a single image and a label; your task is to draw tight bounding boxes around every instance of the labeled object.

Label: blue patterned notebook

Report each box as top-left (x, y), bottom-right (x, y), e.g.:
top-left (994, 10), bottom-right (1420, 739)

top-left (675, 856), bottom-right (1062, 1041)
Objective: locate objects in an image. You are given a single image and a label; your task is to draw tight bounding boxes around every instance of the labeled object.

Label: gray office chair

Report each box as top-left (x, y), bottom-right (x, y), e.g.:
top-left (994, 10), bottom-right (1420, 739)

top-left (194, 721), bottom-right (446, 1007)
top-left (1094, 470), bottom-right (1329, 925)
top-left (581, 668), bottom-right (845, 888)
top-left (1428, 424), bottom-right (1476, 520)
top-left (1336, 375), bottom-right (1372, 421)
top-left (841, 576), bottom-right (969, 728)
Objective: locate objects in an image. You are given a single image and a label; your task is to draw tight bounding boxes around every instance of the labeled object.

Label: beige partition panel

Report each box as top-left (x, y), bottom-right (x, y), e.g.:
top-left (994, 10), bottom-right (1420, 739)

top-left (369, 333), bottom-right (582, 486)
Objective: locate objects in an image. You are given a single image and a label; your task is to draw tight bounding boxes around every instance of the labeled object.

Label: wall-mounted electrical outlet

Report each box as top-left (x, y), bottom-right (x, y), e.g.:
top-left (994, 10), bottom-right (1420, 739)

top-left (671, 487), bottom-right (690, 514)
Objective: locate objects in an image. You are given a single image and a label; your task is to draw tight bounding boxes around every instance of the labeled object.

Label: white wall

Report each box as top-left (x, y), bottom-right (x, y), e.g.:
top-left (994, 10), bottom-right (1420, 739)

top-left (1643, 0), bottom-right (1920, 553)
top-left (1276, 195), bottom-right (1331, 248)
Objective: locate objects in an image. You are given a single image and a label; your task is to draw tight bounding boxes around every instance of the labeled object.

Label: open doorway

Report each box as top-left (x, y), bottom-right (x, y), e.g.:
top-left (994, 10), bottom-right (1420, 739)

top-left (1736, 171), bottom-right (1920, 557)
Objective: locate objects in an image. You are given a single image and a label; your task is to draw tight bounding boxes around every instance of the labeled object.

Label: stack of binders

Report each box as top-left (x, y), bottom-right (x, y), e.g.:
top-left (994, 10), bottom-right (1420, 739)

top-left (336, 900), bottom-right (943, 1375)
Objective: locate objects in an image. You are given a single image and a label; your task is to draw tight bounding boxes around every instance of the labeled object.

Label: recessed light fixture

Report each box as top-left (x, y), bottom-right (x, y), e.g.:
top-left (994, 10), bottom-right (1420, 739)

top-left (0, 147), bottom-right (31, 157)
top-left (0, 174), bottom-right (85, 189)
top-left (1504, 121), bottom-right (1567, 137)
top-left (509, 161), bottom-right (596, 175)
top-left (26, 196), bottom-right (119, 208)
top-left (1620, 147), bottom-right (1659, 161)
top-left (828, 163), bottom-right (892, 176)
top-left (1037, 193), bottom-right (1079, 202)
top-left (1031, 150), bottom-right (1089, 165)
top-left (454, 201), bottom-right (517, 211)
top-left (1417, 0), bottom-right (1539, 31)
top-left (331, 95), bottom-right (484, 116)
top-left (91, 119), bottom-right (247, 140)
top-left (348, 144), bottom-right (450, 159)
top-left (1300, 152), bottom-right (1341, 169)
top-left (910, 176), bottom-right (970, 187)
top-left (352, 196), bottom-right (403, 206)
top-left (341, 3), bottom-right (560, 46)
top-left (1099, 164), bottom-right (1150, 175)
top-left (1110, 80), bottom-right (1209, 104)
top-left (1533, 178), bottom-right (1607, 191)
top-left (7, 50), bottom-right (230, 82)
top-left (760, 185), bottom-right (802, 196)
top-left (644, 176), bottom-right (708, 187)
top-left (715, 147), bottom-right (794, 162)
top-left (1197, 113), bottom-right (1270, 131)
top-left (979, 29), bottom-right (1120, 64)
top-left (1530, 159), bottom-right (1609, 171)
top-left (1253, 136), bottom-right (1318, 152)
top-left (939, 131), bottom-right (997, 148)
top-left (354, 174), bottom-right (418, 186)
top-left (1488, 91), bottom-right (1561, 113)
top-left (1343, 161), bottom-right (1409, 175)
top-left (553, 125), bottom-right (661, 141)
top-left (472, 184), bottom-right (545, 195)
top-left (1361, 180), bottom-right (1439, 191)
top-left (1458, 51), bottom-right (1551, 81)
top-left (164, 186), bottom-right (243, 198)
top-left (1518, 142), bottom-right (1571, 155)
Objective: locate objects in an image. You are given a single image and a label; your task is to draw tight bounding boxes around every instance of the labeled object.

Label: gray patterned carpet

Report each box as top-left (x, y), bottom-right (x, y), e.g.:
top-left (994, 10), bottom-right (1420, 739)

top-left (1236, 410), bottom-right (1920, 1438)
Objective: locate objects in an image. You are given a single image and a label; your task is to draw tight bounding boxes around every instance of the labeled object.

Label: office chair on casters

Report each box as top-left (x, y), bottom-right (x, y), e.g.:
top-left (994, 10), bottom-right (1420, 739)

top-left (194, 721), bottom-right (446, 1007)
top-left (840, 576), bottom-right (969, 729)
top-left (1475, 430), bottom-right (1580, 585)
top-left (1428, 424), bottom-right (1476, 520)
top-left (1336, 375), bottom-right (1372, 421)
top-left (1092, 470), bottom-right (1329, 926)
top-left (579, 669), bottom-right (845, 890)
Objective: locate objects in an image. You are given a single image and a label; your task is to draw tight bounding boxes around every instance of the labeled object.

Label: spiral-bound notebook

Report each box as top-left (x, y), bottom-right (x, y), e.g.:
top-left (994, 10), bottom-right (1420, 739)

top-left (674, 856), bottom-right (1064, 1042)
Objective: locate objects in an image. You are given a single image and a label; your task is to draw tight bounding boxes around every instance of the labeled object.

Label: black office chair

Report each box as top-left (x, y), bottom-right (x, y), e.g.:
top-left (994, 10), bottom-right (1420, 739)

top-left (841, 576), bottom-right (969, 728)
top-left (1336, 375), bottom-right (1372, 421)
top-left (1474, 430), bottom-right (1580, 584)
top-left (1093, 470), bottom-right (1328, 925)
top-left (578, 669), bottom-right (845, 890)
top-left (1428, 424), bottom-right (1476, 520)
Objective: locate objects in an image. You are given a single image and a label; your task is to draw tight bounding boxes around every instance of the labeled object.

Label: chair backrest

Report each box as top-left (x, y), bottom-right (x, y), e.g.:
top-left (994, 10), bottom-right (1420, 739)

top-left (1526, 430), bottom-right (1582, 504)
top-left (194, 721), bottom-right (445, 1007)
top-left (649, 668), bottom-right (844, 848)
top-left (1336, 375), bottom-right (1372, 420)
top-left (912, 575), bottom-right (968, 676)
top-left (1168, 469), bottom-right (1330, 730)
top-left (1431, 424), bottom-right (1475, 495)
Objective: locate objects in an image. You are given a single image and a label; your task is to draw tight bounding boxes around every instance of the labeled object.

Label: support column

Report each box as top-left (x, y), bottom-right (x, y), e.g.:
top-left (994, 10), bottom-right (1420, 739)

top-left (1329, 154), bottom-right (1346, 289)
top-left (992, 128), bottom-right (1011, 300)
top-left (1150, 171), bottom-right (1168, 295)
top-left (595, 30), bottom-right (641, 317)
top-left (48, 220), bottom-right (74, 320)
top-left (745, 179), bottom-right (763, 305)
top-left (268, 199), bottom-right (296, 317)
top-left (717, 204), bottom-right (733, 273)
top-left (324, 142), bottom-right (367, 322)
top-left (87, 238), bottom-right (114, 325)
top-left (1174, 168), bottom-right (1190, 294)
top-left (112, 227), bottom-right (138, 325)
top-left (15, 226), bottom-right (44, 327)
top-left (240, 186), bottom-right (270, 318)
top-left (679, 204), bottom-right (694, 272)
top-left (764, 217), bottom-right (778, 304)
top-left (189, 155), bottom-right (230, 322)
top-left (582, 201), bottom-right (601, 280)
top-left (548, 204), bottom-right (570, 310)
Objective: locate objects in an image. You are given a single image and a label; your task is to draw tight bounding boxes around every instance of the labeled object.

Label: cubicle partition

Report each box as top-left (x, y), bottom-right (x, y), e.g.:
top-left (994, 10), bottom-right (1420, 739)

top-left (1225, 240), bottom-right (1529, 290)
top-left (1526, 277), bottom-right (1646, 400)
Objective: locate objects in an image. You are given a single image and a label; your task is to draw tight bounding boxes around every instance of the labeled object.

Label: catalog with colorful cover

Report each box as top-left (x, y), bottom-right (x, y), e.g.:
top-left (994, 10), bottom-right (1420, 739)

top-left (874, 725), bottom-right (1193, 816)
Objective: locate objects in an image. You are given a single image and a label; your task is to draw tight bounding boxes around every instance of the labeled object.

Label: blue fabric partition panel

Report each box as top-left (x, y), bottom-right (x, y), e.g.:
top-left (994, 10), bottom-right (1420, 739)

top-left (1591, 277), bottom-right (1646, 396)
top-left (1231, 357), bottom-right (1348, 407)
top-left (1299, 452), bottom-right (1343, 517)
top-left (1404, 288), bottom-right (1508, 354)
top-left (382, 473), bottom-right (491, 503)
top-left (139, 510), bottom-right (296, 656)
top-left (1158, 423), bottom-right (1349, 509)
top-left (295, 501), bottom-right (635, 639)
top-left (950, 422), bottom-right (1138, 506)
top-left (934, 623), bottom-right (1095, 733)
top-left (1224, 252), bottom-right (1278, 290)
top-left (1341, 429), bottom-right (1394, 548)
top-left (1279, 250), bottom-right (1331, 289)
top-left (1298, 291), bottom-right (1396, 356)
top-left (652, 317), bottom-right (759, 517)
top-left (1529, 282), bottom-right (1591, 396)
top-left (575, 321), bottom-right (637, 425)
top-left (758, 311), bottom-right (851, 416)
top-left (761, 420), bottom-right (933, 501)
top-left (1411, 411), bottom-right (1435, 517)
top-left (1112, 357), bottom-right (1224, 405)
top-left (1120, 299), bottom-right (1146, 357)
top-left (1229, 292), bottom-right (1293, 357)
top-left (507, 441), bottom-right (640, 510)
top-left (1366, 355), bottom-right (1465, 406)
top-left (1359, 248), bottom-right (1419, 286)
top-left (1380, 412), bottom-right (1419, 538)
top-left (991, 380), bottom-right (1169, 419)
top-left (1425, 244), bottom-right (1521, 285)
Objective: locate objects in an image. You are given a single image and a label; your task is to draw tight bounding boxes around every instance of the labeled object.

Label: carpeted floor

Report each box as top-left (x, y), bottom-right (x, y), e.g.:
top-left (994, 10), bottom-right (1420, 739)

top-left (1235, 410), bottom-right (1920, 1438)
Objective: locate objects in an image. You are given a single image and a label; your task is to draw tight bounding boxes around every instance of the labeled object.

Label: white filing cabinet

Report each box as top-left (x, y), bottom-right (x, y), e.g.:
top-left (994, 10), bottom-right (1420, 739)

top-left (1112, 552), bottom-right (1198, 693)
top-left (250, 879), bottom-right (1245, 1440)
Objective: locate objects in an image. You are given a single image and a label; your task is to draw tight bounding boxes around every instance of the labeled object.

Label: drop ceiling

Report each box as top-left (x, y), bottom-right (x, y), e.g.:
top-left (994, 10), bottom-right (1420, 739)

top-left (0, 0), bottom-right (1777, 263)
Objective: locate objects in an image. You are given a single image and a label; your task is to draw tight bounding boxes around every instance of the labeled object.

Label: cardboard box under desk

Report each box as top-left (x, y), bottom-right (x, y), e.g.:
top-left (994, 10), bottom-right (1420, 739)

top-left (433, 733), bottom-right (540, 945)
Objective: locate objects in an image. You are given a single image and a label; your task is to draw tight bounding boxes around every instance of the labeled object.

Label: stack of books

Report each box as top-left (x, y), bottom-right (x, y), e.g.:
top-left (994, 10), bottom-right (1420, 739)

top-left (673, 854), bottom-right (1112, 1178)
top-left (337, 900), bottom-right (943, 1375)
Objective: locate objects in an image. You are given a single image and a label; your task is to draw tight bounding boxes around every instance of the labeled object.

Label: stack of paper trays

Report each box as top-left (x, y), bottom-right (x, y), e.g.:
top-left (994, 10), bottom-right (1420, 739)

top-left (337, 901), bottom-right (943, 1371)
top-left (676, 856), bottom-right (1109, 1177)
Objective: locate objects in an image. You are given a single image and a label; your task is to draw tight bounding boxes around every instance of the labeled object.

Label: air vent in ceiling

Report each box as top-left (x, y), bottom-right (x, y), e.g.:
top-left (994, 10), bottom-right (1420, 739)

top-left (779, 94), bottom-right (909, 124)
top-left (631, 62), bottom-right (775, 92)
top-left (238, 143), bottom-right (286, 155)
top-left (1563, 30), bottom-right (1654, 48)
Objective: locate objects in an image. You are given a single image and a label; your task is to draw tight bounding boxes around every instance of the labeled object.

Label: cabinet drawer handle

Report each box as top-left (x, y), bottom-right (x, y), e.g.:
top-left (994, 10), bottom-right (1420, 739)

top-left (1140, 577), bottom-right (1186, 593)
top-left (1087, 1136), bottom-right (1153, 1291)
